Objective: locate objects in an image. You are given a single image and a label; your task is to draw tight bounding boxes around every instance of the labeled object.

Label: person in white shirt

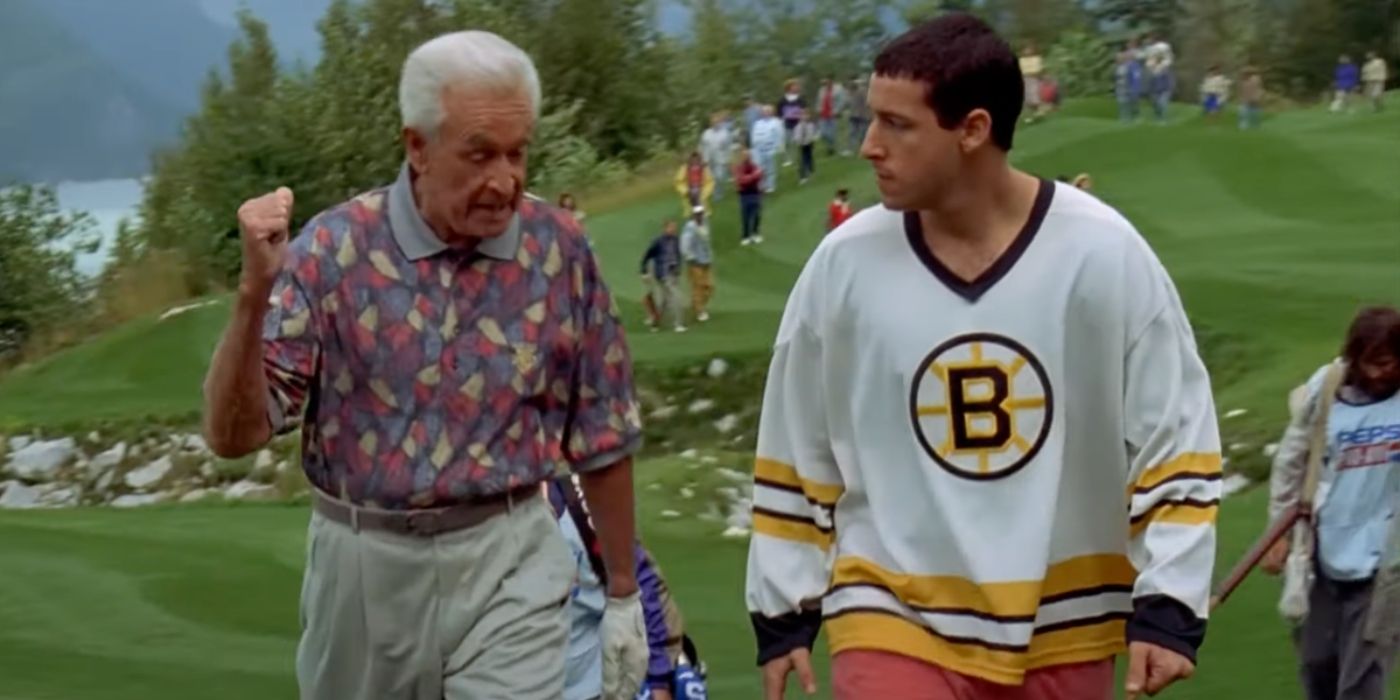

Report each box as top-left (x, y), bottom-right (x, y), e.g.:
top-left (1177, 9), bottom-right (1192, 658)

top-left (747, 14), bottom-right (1219, 700)
top-left (1143, 33), bottom-right (1176, 123)
top-left (698, 113), bottom-right (734, 200)
top-left (1362, 51), bottom-right (1389, 112)
top-left (749, 106), bottom-right (786, 194)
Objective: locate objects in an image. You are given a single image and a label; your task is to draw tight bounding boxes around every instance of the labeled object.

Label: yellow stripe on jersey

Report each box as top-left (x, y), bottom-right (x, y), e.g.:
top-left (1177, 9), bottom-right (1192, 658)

top-left (1129, 500), bottom-right (1219, 537)
top-left (753, 457), bottom-right (844, 507)
top-left (752, 509), bottom-right (834, 550)
top-left (1133, 452), bottom-right (1223, 493)
top-left (825, 609), bottom-right (1125, 686)
top-left (829, 554), bottom-right (1137, 619)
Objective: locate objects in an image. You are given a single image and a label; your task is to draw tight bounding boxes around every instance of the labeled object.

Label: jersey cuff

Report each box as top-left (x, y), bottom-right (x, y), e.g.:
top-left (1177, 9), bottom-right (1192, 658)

top-left (752, 609), bottom-right (822, 666)
top-left (1126, 594), bottom-right (1206, 662)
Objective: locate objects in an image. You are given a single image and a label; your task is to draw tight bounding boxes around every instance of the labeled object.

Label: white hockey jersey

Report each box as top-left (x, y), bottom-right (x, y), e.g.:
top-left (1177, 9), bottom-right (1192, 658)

top-left (745, 180), bottom-right (1222, 685)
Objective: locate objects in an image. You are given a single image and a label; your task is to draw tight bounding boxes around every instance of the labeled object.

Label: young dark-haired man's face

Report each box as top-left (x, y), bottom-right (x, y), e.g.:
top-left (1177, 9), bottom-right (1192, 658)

top-left (1357, 346), bottom-right (1400, 399)
top-left (861, 75), bottom-right (988, 211)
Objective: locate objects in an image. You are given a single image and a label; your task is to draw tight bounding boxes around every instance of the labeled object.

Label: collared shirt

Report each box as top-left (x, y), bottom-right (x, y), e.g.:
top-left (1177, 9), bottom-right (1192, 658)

top-left (261, 165), bottom-right (642, 509)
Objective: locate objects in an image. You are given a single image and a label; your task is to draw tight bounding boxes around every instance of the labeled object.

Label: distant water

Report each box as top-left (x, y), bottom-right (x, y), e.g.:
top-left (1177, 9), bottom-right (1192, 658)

top-left (52, 178), bottom-right (146, 277)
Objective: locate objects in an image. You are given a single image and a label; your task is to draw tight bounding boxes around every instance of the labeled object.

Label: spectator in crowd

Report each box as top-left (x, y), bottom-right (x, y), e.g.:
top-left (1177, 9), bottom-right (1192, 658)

top-left (1019, 42), bottom-right (1045, 122)
top-left (846, 75), bottom-right (870, 155)
top-left (639, 219), bottom-right (685, 333)
top-left (815, 77), bottom-right (848, 156)
top-left (1201, 65), bottom-right (1230, 121)
top-left (1239, 67), bottom-right (1265, 130)
top-left (698, 113), bottom-right (733, 201)
top-left (734, 148), bottom-right (764, 246)
top-left (1333, 54), bottom-right (1361, 113)
top-left (1039, 72), bottom-right (1061, 113)
top-left (777, 79), bottom-right (806, 166)
top-left (743, 97), bottom-right (764, 146)
top-left (680, 206), bottom-right (714, 324)
top-left (793, 111), bottom-right (819, 185)
top-left (1144, 32), bottom-right (1176, 123)
top-left (827, 188), bottom-right (853, 232)
top-left (1263, 305), bottom-right (1400, 700)
top-left (546, 474), bottom-right (710, 700)
top-left (750, 106), bottom-right (785, 194)
top-left (673, 151), bottom-right (714, 219)
top-left (558, 192), bottom-right (585, 223)
top-left (1362, 51), bottom-right (1388, 112)
top-left (1115, 46), bottom-right (1145, 122)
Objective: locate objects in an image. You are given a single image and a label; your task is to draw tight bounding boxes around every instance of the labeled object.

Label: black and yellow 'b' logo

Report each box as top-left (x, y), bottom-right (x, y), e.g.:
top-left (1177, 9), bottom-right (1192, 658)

top-left (909, 333), bottom-right (1054, 481)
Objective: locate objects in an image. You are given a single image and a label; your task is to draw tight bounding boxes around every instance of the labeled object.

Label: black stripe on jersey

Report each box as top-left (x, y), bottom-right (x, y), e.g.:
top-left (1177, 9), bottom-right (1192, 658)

top-left (752, 506), bottom-right (834, 533)
top-left (1038, 583), bottom-right (1136, 607)
top-left (1034, 610), bottom-right (1133, 635)
top-left (823, 607), bottom-right (1032, 653)
top-left (1130, 471), bottom-right (1222, 495)
top-left (825, 582), bottom-right (1039, 624)
top-left (754, 477), bottom-right (838, 511)
top-left (1129, 497), bottom-right (1221, 525)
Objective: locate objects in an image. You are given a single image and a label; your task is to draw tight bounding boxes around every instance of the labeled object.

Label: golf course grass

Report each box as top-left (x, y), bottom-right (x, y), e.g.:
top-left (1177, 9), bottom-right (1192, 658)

top-left (0, 99), bottom-right (1397, 698)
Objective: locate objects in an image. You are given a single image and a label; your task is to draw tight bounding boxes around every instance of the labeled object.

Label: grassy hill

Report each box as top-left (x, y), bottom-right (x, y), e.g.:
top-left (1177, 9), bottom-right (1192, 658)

top-left (0, 99), bottom-right (1398, 698)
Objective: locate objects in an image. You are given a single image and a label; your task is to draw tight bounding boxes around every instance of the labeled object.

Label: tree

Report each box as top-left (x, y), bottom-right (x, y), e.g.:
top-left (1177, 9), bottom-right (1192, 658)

top-left (1094, 0), bottom-right (1181, 43)
top-left (0, 184), bottom-right (95, 358)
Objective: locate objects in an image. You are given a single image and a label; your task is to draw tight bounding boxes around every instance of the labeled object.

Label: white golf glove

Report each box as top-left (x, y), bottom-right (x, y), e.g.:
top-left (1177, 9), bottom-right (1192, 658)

top-left (601, 591), bottom-right (649, 700)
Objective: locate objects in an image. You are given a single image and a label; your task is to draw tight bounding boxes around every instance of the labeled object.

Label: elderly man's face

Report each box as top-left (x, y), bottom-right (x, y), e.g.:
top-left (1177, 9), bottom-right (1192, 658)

top-left (405, 85), bottom-right (533, 243)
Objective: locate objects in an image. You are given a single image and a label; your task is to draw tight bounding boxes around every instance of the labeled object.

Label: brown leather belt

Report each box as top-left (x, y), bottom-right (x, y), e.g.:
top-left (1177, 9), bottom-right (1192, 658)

top-left (311, 484), bottom-right (539, 537)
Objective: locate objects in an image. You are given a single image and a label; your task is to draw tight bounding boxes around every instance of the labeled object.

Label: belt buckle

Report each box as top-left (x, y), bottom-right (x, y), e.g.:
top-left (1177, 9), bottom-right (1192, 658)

top-left (404, 511), bottom-right (442, 536)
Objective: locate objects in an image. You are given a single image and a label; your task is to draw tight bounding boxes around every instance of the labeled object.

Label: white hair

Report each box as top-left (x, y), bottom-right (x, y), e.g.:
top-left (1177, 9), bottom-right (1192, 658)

top-left (399, 31), bottom-right (541, 137)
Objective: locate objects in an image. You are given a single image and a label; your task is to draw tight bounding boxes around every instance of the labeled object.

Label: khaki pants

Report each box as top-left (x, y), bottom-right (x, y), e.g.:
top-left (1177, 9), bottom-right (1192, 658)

top-left (687, 264), bottom-right (714, 316)
top-left (297, 494), bottom-right (574, 700)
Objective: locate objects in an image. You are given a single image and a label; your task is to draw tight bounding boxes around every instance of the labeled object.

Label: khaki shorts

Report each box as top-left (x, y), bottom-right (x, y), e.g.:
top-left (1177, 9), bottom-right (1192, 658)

top-left (296, 494), bottom-right (574, 700)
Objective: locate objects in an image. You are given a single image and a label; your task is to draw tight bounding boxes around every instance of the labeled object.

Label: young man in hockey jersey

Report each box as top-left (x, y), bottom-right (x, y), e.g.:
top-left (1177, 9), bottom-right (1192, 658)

top-left (746, 14), bottom-right (1221, 700)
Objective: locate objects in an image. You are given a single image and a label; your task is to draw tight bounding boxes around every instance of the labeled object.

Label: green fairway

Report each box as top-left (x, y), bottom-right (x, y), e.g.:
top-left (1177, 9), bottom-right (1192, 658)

top-left (1, 100), bottom-right (1398, 698)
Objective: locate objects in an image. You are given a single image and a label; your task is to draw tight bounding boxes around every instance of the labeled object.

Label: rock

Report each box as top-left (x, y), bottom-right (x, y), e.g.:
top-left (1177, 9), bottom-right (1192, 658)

top-left (275, 460), bottom-right (291, 474)
top-left (129, 444), bottom-right (142, 459)
top-left (158, 299), bottom-right (219, 321)
top-left (731, 435), bottom-right (747, 445)
top-left (0, 481), bottom-right (42, 509)
top-left (1228, 442), bottom-right (1249, 453)
top-left (706, 358), bottom-right (729, 379)
top-left (7, 438), bottom-right (78, 481)
top-left (679, 487), bottom-right (695, 499)
top-left (89, 442), bottom-right (127, 475)
top-left (125, 456), bottom-right (174, 491)
top-left (716, 486), bottom-right (739, 501)
top-left (700, 456), bottom-right (719, 464)
top-left (7, 436), bottom-right (33, 453)
top-left (646, 483), bottom-right (662, 491)
top-left (721, 526), bottom-right (751, 539)
top-left (86, 431), bottom-right (102, 443)
top-left (180, 489), bottom-right (214, 503)
top-left (1222, 474), bottom-right (1252, 498)
top-left (717, 467), bottom-right (748, 483)
top-left (1223, 408), bottom-right (1248, 420)
top-left (225, 480), bottom-right (279, 501)
top-left (714, 414), bottom-right (740, 434)
top-left (199, 461), bottom-right (216, 480)
top-left (254, 449), bottom-right (276, 472)
top-left (39, 486), bottom-right (80, 508)
top-left (660, 510), bottom-right (682, 519)
top-left (679, 449), bottom-right (700, 460)
top-left (725, 508), bottom-right (753, 530)
top-left (111, 493), bottom-right (167, 508)
top-left (181, 434), bottom-right (209, 454)
top-left (649, 405), bottom-right (679, 421)
top-left (1262, 443), bottom-right (1279, 458)
top-left (94, 469), bottom-right (115, 494)
top-left (687, 399), bottom-right (716, 415)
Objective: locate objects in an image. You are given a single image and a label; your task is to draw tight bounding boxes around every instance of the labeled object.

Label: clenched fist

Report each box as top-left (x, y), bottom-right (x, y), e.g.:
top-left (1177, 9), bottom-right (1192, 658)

top-left (237, 187), bottom-right (294, 297)
top-left (1125, 641), bottom-right (1195, 698)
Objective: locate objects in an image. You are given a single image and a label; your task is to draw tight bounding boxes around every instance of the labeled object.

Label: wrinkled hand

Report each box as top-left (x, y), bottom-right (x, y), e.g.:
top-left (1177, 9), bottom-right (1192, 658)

top-left (1125, 641), bottom-right (1195, 698)
top-left (1261, 537), bottom-right (1290, 576)
top-left (762, 647), bottom-right (818, 700)
top-left (236, 187), bottom-right (294, 297)
top-left (601, 592), bottom-right (648, 700)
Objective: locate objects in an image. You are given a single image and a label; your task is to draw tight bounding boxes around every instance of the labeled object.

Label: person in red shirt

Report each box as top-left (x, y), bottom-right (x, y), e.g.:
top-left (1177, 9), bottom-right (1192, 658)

top-left (734, 148), bottom-right (765, 246)
top-left (827, 188), bottom-right (853, 232)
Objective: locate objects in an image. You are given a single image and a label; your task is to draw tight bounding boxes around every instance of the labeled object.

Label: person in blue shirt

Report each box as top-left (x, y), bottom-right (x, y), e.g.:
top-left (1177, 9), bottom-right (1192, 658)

top-left (1115, 43), bottom-right (1145, 123)
top-left (639, 220), bottom-right (685, 333)
top-left (1264, 305), bottom-right (1400, 700)
top-left (1333, 54), bottom-right (1361, 113)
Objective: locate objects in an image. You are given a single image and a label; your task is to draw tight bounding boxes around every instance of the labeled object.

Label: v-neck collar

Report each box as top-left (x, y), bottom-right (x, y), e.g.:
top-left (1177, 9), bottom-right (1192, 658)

top-left (903, 178), bottom-right (1054, 303)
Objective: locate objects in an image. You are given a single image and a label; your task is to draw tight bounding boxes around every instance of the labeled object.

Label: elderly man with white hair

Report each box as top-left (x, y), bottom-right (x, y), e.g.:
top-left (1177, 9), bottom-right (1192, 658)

top-left (201, 31), bottom-right (649, 700)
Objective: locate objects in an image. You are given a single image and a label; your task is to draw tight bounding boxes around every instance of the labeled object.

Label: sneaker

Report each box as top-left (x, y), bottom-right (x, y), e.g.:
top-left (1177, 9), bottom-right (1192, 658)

top-left (753, 235), bottom-right (765, 244)
top-left (674, 325), bottom-right (688, 333)
top-left (698, 312), bottom-right (710, 322)
top-left (741, 238), bottom-right (752, 246)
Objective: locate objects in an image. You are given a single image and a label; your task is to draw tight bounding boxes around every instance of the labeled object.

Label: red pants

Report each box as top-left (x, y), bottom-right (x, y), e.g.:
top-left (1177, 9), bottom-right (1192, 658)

top-left (833, 650), bottom-right (1114, 700)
